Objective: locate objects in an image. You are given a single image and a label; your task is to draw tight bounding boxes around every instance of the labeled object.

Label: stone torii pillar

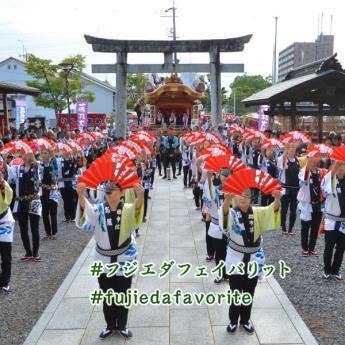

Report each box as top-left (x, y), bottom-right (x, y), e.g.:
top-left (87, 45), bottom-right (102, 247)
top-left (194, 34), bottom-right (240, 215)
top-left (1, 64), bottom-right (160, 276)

top-left (115, 52), bottom-right (128, 138)
top-left (210, 51), bottom-right (222, 127)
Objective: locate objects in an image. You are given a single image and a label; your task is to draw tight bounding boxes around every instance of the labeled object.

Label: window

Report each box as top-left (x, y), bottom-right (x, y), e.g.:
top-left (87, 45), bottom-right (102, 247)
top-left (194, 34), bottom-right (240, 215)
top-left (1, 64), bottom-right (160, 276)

top-left (14, 65), bottom-right (17, 70)
top-left (7, 65), bottom-right (10, 69)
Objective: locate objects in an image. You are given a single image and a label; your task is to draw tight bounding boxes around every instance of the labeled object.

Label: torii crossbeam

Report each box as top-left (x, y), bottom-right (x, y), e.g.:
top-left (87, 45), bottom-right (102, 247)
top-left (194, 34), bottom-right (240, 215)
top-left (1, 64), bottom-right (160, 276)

top-left (84, 34), bottom-right (252, 137)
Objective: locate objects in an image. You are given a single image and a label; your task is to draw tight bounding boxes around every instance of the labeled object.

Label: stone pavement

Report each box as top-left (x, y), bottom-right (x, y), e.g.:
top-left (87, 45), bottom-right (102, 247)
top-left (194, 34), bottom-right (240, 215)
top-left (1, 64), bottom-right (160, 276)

top-left (23, 176), bottom-right (318, 345)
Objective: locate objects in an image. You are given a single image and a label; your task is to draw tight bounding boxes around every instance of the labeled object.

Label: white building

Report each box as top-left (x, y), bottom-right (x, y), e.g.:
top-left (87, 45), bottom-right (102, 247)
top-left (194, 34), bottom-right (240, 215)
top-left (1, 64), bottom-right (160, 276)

top-left (0, 57), bottom-right (116, 127)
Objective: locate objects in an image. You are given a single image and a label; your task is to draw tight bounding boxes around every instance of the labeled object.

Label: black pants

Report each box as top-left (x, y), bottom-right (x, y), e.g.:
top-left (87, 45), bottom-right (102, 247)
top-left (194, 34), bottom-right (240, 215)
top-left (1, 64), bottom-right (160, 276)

top-left (144, 189), bottom-right (149, 218)
top-left (205, 221), bottom-right (214, 257)
top-left (193, 185), bottom-right (203, 208)
top-left (60, 187), bottom-right (77, 220)
top-left (41, 197), bottom-right (58, 236)
top-left (229, 274), bottom-right (258, 325)
top-left (151, 168), bottom-right (156, 186)
top-left (0, 242), bottom-right (11, 287)
top-left (301, 211), bottom-right (322, 251)
top-left (281, 192), bottom-right (298, 232)
top-left (324, 230), bottom-right (345, 275)
top-left (163, 154), bottom-right (176, 178)
top-left (261, 194), bottom-right (273, 206)
top-left (183, 165), bottom-right (192, 187)
top-left (213, 236), bottom-right (227, 278)
top-left (18, 211), bottom-right (40, 257)
top-left (156, 154), bottom-right (162, 175)
top-left (98, 273), bottom-right (133, 330)
top-left (175, 153), bottom-right (182, 174)
top-left (10, 184), bottom-right (16, 212)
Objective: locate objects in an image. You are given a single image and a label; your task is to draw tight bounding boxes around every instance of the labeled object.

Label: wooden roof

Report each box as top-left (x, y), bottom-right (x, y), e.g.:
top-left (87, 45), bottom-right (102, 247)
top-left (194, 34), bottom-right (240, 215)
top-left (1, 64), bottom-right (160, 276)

top-left (0, 81), bottom-right (40, 96)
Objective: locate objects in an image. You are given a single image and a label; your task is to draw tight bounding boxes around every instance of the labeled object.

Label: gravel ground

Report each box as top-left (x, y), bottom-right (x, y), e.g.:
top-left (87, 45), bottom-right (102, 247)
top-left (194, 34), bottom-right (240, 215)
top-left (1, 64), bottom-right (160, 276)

top-left (264, 222), bottom-right (345, 345)
top-left (0, 205), bottom-right (92, 345)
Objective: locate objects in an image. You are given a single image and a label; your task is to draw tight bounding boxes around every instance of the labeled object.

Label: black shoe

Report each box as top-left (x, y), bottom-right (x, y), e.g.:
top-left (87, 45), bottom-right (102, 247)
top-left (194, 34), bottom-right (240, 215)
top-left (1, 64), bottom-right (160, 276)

top-left (2, 285), bottom-right (13, 293)
top-left (322, 273), bottom-right (331, 281)
top-left (226, 323), bottom-right (237, 334)
top-left (142, 217), bottom-right (147, 223)
top-left (214, 277), bottom-right (224, 284)
top-left (333, 274), bottom-right (343, 282)
top-left (99, 328), bottom-right (114, 339)
top-left (205, 255), bottom-right (213, 262)
top-left (162, 176), bottom-right (167, 179)
top-left (173, 176), bottom-right (177, 179)
top-left (242, 322), bottom-right (255, 334)
top-left (119, 328), bottom-right (133, 338)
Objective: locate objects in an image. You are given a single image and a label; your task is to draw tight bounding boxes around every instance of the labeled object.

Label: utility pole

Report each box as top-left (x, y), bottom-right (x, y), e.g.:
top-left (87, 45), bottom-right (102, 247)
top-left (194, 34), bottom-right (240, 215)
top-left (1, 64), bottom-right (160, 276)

top-left (162, 0), bottom-right (178, 71)
top-left (59, 62), bottom-right (75, 117)
top-left (272, 17), bottom-right (278, 84)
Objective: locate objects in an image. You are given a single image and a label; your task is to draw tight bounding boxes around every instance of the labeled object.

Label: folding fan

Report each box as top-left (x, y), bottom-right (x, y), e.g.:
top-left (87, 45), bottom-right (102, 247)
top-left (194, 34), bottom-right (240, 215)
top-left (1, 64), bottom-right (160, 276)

top-left (67, 141), bottom-right (83, 152)
top-left (130, 133), bottom-right (152, 144)
top-left (331, 146), bottom-right (345, 162)
top-left (242, 131), bottom-right (255, 141)
top-left (197, 145), bottom-right (229, 160)
top-left (135, 130), bottom-right (158, 142)
top-left (189, 135), bottom-right (207, 146)
top-left (222, 168), bottom-right (281, 196)
top-left (76, 133), bottom-right (95, 142)
top-left (203, 155), bottom-right (246, 173)
top-left (306, 144), bottom-right (334, 158)
top-left (56, 142), bottom-right (73, 153)
top-left (33, 138), bottom-right (55, 150)
top-left (254, 131), bottom-right (269, 142)
top-left (261, 138), bottom-right (284, 150)
top-left (90, 132), bottom-right (105, 139)
top-left (0, 140), bottom-right (34, 155)
top-left (10, 157), bottom-right (24, 166)
top-left (106, 145), bottom-right (137, 160)
top-left (205, 132), bottom-right (222, 144)
top-left (78, 154), bottom-right (140, 189)
top-left (228, 125), bottom-right (244, 134)
top-left (121, 140), bottom-right (143, 155)
top-left (282, 131), bottom-right (311, 144)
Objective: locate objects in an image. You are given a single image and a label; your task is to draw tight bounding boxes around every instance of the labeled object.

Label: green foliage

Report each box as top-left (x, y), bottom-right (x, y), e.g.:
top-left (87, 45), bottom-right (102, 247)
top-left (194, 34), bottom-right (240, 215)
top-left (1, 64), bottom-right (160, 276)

top-left (229, 74), bottom-right (271, 115)
top-left (25, 54), bottom-right (95, 117)
top-left (127, 73), bottom-right (148, 110)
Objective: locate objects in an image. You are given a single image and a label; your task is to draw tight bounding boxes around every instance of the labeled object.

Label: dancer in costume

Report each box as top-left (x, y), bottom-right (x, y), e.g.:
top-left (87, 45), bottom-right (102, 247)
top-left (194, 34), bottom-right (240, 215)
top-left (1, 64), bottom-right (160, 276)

top-left (220, 169), bottom-right (281, 334)
top-left (0, 170), bottom-right (15, 292)
top-left (76, 154), bottom-right (144, 340)
top-left (321, 147), bottom-right (345, 281)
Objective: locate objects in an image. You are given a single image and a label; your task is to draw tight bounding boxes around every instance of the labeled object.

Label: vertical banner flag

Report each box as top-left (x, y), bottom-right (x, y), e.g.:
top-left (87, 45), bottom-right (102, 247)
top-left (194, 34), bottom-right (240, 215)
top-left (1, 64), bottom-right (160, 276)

top-left (258, 105), bottom-right (269, 131)
top-left (76, 99), bottom-right (88, 130)
top-left (15, 99), bottom-right (27, 127)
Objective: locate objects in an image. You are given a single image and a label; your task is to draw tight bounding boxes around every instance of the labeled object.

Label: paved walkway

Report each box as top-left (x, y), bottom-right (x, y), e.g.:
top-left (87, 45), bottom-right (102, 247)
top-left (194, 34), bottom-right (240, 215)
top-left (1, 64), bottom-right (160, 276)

top-left (24, 177), bottom-right (318, 345)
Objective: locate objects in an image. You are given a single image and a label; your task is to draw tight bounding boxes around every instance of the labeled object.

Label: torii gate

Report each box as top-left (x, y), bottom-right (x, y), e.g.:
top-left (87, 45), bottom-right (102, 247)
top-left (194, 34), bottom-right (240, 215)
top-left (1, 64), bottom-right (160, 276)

top-left (84, 34), bottom-right (252, 137)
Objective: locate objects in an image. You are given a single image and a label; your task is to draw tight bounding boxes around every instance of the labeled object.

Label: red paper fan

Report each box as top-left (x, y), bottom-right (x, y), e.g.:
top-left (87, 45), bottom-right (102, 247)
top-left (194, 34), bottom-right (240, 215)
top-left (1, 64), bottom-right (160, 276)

top-left (76, 133), bottom-right (95, 142)
top-left (262, 138), bottom-right (284, 150)
top-left (222, 168), bottom-right (281, 196)
top-left (205, 132), bottom-right (222, 144)
top-left (197, 145), bottom-right (230, 160)
top-left (254, 131), bottom-right (269, 142)
top-left (203, 155), bottom-right (246, 173)
top-left (331, 145), bottom-right (345, 161)
top-left (33, 138), bottom-right (55, 150)
top-left (130, 133), bottom-right (152, 144)
top-left (307, 144), bottom-right (334, 158)
top-left (78, 154), bottom-right (140, 189)
top-left (56, 142), bottom-right (73, 153)
top-left (10, 157), bottom-right (24, 166)
top-left (135, 130), bottom-right (158, 142)
top-left (0, 140), bottom-right (35, 155)
top-left (282, 131), bottom-right (311, 144)
top-left (106, 145), bottom-right (137, 160)
top-left (67, 141), bottom-right (83, 152)
top-left (228, 125), bottom-right (244, 134)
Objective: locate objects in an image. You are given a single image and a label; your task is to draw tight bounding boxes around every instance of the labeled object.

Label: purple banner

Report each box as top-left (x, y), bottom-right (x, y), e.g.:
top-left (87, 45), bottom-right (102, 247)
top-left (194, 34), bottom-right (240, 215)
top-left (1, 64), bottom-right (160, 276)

top-left (76, 99), bottom-right (88, 130)
top-left (258, 105), bottom-right (269, 131)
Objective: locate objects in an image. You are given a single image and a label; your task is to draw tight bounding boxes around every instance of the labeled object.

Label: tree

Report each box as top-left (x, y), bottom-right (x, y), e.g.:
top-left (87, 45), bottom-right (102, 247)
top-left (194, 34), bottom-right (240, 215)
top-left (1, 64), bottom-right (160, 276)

top-left (25, 54), bottom-right (95, 118)
top-left (127, 73), bottom-right (148, 110)
top-left (229, 75), bottom-right (271, 115)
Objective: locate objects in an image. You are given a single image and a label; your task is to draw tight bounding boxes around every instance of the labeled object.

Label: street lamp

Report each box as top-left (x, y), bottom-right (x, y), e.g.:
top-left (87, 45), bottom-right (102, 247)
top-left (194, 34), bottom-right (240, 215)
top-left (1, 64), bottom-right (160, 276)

top-left (58, 62), bottom-right (75, 117)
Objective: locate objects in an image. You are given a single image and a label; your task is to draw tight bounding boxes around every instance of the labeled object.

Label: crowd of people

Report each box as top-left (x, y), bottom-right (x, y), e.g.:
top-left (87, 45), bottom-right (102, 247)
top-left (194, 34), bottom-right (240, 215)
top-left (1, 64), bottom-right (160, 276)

top-left (0, 122), bottom-right (344, 340)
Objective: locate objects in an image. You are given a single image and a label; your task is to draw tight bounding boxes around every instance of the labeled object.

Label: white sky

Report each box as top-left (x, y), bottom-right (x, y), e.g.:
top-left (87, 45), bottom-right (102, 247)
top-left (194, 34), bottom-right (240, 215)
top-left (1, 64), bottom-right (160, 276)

top-left (1, 0), bottom-right (344, 91)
